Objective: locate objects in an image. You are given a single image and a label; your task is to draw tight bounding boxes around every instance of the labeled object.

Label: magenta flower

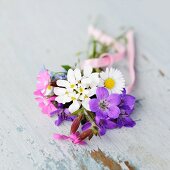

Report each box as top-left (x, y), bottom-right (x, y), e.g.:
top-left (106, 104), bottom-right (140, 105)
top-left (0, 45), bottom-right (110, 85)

top-left (35, 93), bottom-right (56, 116)
top-left (53, 132), bottom-right (86, 145)
top-left (34, 67), bottom-right (50, 95)
top-left (89, 87), bottom-right (121, 119)
top-left (34, 67), bottom-right (57, 116)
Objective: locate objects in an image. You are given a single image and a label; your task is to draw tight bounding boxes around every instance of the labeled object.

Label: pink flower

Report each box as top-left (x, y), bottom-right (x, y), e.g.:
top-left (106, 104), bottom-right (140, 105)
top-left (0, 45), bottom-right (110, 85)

top-left (53, 132), bottom-right (86, 145)
top-left (35, 93), bottom-right (56, 116)
top-left (36, 68), bottom-right (50, 93)
top-left (34, 67), bottom-right (57, 116)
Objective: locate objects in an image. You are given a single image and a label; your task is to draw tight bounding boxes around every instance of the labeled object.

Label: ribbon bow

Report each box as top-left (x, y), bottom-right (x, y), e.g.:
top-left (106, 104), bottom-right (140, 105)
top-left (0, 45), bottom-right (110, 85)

top-left (81, 26), bottom-right (136, 94)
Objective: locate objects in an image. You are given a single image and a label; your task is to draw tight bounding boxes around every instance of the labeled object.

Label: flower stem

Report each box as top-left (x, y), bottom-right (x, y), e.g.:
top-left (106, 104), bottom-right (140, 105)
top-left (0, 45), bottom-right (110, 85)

top-left (83, 109), bottom-right (96, 127)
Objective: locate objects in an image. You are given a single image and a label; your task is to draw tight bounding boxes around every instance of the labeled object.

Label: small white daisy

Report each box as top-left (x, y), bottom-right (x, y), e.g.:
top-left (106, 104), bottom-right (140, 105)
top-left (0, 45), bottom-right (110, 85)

top-left (100, 68), bottom-right (125, 94)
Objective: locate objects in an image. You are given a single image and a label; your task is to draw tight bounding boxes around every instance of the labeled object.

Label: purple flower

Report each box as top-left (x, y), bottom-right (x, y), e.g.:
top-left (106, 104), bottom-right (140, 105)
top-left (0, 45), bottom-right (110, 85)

top-left (89, 87), bottom-right (121, 119)
top-left (95, 117), bottom-right (117, 136)
top-left (82, 118), bottom-right (116, 136)
top-left (116, 113), bottom-right (136, 128)
top-left (119, 89), bottom-right (135, 115)
top-left (81, 122), bottom-right (92, 131)
top-left (50, 104), bottom-right (75, 126)
top-left (115, 89), bottom-right (136, 128)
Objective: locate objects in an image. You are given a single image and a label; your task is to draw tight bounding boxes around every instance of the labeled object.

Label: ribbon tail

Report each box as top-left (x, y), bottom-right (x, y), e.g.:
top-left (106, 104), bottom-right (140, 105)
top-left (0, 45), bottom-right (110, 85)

top-left (126, 30), bottom-right (136, 94)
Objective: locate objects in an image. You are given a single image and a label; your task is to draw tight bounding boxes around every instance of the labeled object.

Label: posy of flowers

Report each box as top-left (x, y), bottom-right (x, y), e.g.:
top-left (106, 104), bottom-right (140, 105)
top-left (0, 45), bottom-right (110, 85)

top-left (34, 26), bottom-right (136, 145)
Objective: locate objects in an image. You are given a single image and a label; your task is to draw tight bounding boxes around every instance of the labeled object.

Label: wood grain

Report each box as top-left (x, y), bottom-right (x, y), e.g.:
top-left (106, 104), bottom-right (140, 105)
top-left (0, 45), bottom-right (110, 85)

top-left (0, 0), bottom-right (170, 169)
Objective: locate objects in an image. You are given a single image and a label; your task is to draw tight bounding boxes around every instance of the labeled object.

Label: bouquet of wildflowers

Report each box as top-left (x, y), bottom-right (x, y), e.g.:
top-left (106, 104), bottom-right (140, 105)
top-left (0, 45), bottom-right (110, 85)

top-left (34, 26), bottom-right (136, 145)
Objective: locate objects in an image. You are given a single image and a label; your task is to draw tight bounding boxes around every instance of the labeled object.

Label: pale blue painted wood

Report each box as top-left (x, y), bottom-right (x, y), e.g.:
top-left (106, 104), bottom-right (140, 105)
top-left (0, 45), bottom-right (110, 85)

top-left (0, 0), bottom-right (170, 169)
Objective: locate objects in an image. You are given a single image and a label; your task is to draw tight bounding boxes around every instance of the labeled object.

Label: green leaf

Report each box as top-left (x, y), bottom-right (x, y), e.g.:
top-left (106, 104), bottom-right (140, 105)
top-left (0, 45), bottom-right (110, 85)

top-left (70, 108), bottom-right (84, 116)
top-left (61, 65), bottom-right (72, 71)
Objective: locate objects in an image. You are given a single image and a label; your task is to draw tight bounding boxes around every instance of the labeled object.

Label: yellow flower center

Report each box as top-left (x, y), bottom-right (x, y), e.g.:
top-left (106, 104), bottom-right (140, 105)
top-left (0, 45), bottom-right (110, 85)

top-left (104, 78), bottom-right (115, 89)
top-left (70, 84), bottom-right (75, 88)
top-left (84, 95), bottom-right (88, 99)
top-left (71, 96), bottom-right (76, 100)
top-left (47, 85), bottom-right (52, 90)
top-left (79, 87), bottom-right (84, 93)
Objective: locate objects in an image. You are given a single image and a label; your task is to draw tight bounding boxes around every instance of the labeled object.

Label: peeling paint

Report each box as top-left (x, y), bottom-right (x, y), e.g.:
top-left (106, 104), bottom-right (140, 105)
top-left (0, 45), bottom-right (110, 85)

top-left (90, 148), bottom-right (121, 170)
top-left (90, 149), bottom-right (136, 170)
top-left (124, 161), bottom-right (136, 170)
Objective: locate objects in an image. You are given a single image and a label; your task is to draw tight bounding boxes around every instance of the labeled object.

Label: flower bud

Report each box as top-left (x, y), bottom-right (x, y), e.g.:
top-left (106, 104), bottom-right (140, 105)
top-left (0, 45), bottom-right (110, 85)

top-left (79, 129), bottom-right (93, 141)
top-left (70, 114), bottom-right (83, 134)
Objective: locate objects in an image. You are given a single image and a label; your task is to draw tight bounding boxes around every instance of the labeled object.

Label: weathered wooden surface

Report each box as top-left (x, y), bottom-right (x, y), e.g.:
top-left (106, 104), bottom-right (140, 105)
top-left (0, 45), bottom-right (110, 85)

top-left (0, 0), bottom-right (170, 169)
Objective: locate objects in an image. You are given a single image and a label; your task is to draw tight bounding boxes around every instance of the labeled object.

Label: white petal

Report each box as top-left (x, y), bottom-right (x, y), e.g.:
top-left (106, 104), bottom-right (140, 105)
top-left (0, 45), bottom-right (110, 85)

top-left (74, 68), bottom-right (82, 81)
top-left (57, 80), bottom-right (70, 88)
top-left (91, 72), bottom-right (99, 78)
top-left (79, 94), bottom-right (84, 101)
top-left (83, 89), bottom-right (89, 95)
top-left (83, 66), bottom-right (92, 77)
top-left (82, 98), bottom-right (90, 111)
top-left (81, 78), bottom-right (91, 86)
top-left (54, 87), bottom-right (66, 95)
top-left (62, 95), bottom-right (72, 103)
top-left (55, 96), bottom-right (65, 104)
top-left (109, 68), bottom-right (114, 77)
top-left (90, 73), bottom-right (100, 86)
top-left (88, 87), bottom-right (97, 97)
top-left (68, 100), bottom-right (80, 113)
top-left (67, 87), bottom-right (74, 93)
top-left (100, 71), bottom-right (108, 80)
top-left (98, 79), bottom-right (104, 87)
top-left (67, 69), bottom-right (76, 84)
top-left (105, 67), bottom-right (110, 76)
top-left (77, 82), bottom-right (86, 89)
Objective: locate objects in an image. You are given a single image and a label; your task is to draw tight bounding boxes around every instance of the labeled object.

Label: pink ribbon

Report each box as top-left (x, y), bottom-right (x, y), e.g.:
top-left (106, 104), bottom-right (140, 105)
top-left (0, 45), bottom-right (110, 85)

top-left (82, 26), bottom-right (136, 94)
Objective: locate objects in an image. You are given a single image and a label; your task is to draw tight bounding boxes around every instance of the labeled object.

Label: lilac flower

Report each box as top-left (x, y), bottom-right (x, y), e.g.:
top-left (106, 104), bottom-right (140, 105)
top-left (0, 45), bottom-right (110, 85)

top-left (50, 104), bottom-right (75, 126)
top-left (119, 89), bottom-right (135, 115)
top-left (115, 89), bottom-right (136, 128)
top-left (82, 122), bottom-right (92, 131)
top-left (116, 113), bottom-right (136, 128)
top-left (82, 118), bottom-right (116, 136)
top-left (89, 87), bottom-right (121, 119)
top-left (95, 117), bottom-right (117, 135)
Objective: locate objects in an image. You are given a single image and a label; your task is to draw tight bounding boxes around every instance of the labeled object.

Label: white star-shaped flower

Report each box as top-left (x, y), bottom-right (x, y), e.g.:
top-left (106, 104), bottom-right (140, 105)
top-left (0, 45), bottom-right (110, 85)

top-left (54, 67), bottom-right (100, 113)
